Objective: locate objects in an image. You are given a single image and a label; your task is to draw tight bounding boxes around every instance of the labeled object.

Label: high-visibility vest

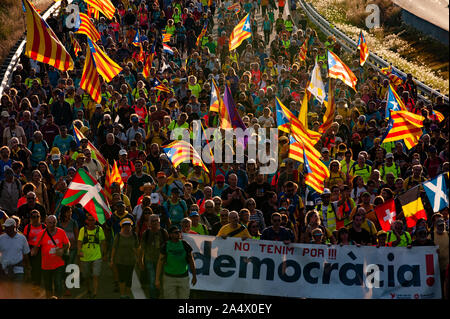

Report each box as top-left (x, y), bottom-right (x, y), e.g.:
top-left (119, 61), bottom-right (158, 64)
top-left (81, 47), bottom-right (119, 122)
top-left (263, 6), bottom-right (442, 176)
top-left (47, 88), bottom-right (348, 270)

top-left (316, 203), bottom-right (337, 232)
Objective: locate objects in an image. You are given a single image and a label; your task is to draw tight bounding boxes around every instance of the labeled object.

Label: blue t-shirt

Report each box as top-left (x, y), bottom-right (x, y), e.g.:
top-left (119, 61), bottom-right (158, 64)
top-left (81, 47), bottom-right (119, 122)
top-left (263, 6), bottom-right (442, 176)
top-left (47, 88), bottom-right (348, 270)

top-left (28, 141), bottom-right (49, 166)
top-left (163, 199), bottom-right (187, 224)
top-left (0, 159), bottom-right (13, 181)
top-left (53, 135), bottom-right (74, 155)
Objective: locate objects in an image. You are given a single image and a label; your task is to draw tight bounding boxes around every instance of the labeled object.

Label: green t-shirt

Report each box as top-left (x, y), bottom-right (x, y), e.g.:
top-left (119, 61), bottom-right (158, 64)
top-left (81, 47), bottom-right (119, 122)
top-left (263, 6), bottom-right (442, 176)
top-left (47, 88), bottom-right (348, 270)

top-left (113, 233), bottom-right (138, 266)
top-left (161, 240), bottom-right (192, 277)
top-left (78, 226), bottom-right (105, 262)
top-left (191, 223), bottom-right (209, 235)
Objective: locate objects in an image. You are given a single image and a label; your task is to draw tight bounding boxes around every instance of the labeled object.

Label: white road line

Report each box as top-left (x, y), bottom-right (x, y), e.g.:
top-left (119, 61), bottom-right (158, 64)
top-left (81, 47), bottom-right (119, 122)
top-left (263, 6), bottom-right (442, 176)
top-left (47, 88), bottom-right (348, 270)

top-left (131, 268), bottom-right (146, 299)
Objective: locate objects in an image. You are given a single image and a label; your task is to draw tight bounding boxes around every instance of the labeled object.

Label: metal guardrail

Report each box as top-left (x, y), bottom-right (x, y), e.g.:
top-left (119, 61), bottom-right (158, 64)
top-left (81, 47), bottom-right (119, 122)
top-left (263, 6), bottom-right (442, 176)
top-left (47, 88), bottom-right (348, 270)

top-left (298, 0), bottom-right (449, 104)
top-left (0, 0), bottom-right (70, 98)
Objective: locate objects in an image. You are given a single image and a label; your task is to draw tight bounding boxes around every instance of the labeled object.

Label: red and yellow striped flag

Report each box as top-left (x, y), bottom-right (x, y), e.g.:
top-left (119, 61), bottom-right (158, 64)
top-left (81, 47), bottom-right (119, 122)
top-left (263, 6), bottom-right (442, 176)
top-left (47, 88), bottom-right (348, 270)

top-left (209, 78), bottom-right (221, 113)
top-left (229, 13), bottom-right (252, 51)
top-left (289, 127), bottom-right (330, 193)
top-left (80, 45), bottom-right (102, 104)
top-left (104, 160), bottom-right (124, 201)
top-left (70, 33), bottom-right (82, 57)
top-left (143, 53), bottom-right (154, 79)
top-left (84, 0), bottom-right (116, 20)
top-left (162, 31), bottom-right (172, 43)
top-left (23, 0), bottom-right (74, 71)
top-left (383, 110), bottom-right (424, 149)
top-left (298, 39), bottom-right (308, 61)
top-left (318, 78), bottom-right (336, 134)
top-left (87, 4), bottom-right (100, 20)
top-left (75, 12), bottom-right (101, 43)
top-left (163, 140), bottom-right (209, 173)
top-left (357, 31), bottom-right (369, 66)
top-left (87, 39), bottom-right (122, 82)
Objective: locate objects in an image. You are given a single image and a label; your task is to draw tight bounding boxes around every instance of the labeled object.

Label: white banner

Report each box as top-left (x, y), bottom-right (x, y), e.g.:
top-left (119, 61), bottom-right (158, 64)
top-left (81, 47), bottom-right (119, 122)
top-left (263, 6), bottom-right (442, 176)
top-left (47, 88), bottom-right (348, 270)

top-left (183, 234), bottom-right (442, 299)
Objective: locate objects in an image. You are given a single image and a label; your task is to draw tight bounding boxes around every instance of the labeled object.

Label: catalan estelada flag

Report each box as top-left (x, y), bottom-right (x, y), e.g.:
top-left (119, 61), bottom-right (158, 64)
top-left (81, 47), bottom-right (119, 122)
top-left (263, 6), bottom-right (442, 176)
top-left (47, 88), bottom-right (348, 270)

top-left (80, 45), bottom-right (102, 104)
top-left (298, 39), bottom-right (308, 62)
top-left (132, 29), bottom-right (141, 47)
top-left (210, 78), bottom-right (221, 113)
top-left (162, 31), bottom-right (172, 43)
top-left (151, 78), bottom-right (171, 93)
top-left (319, 78), bottom-right (336, 134)
top-left (327, 50), bottom-right (357, 91)
top-left (84, 0), bottom-right (116, 20)
top-left (276, 97), bottom-right (321, 144)
top-left (196, 21), bottom-right (208, 47)
top-left (383, 110), bottom-right (424, 149)
top-left (398, 185), bottom-right (427, 228)
top-left (104, 160), bottom-right (123, 201)
top-left (87, 39), bottom-right (122, 82)
top-left (87, 4), bottom-right (100, 20)
top-left (70, 33), bottom-right (82, 57)
top-left (289, 127), bottom-right (329, 193)
top-left (356, 31), bottom-right (369, 66)
top-left (229, 13), bottom-right (252, 51)
top-left (381, 66), bottom-right (405, 88)
top-left (73, 126), bottom-right (107, 168)
top-left (23, 0), bottom-right (74, 71)
top-left (75, 12), bottom-right (100, 43)
top-left (163, 140), bottom-right (209, 173)
top-left (227, 2), bottom-right (241, 13)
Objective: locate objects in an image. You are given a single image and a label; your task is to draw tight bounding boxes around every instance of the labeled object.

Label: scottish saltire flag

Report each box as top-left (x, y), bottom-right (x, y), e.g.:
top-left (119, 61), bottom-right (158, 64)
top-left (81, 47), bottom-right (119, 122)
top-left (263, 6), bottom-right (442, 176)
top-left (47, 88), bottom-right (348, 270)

top-left (229, 13), bottom-right (252, 51)
top-left (23, 0), bottom-right (74, 71)
top-left (327, 50), bottom-right (357, 91)
top-left (423, 174), bottom-right (449, 213)
top-left (356, 31), bottom-right (369, 66)
top-left (163, 43), bottom-right (174, 55)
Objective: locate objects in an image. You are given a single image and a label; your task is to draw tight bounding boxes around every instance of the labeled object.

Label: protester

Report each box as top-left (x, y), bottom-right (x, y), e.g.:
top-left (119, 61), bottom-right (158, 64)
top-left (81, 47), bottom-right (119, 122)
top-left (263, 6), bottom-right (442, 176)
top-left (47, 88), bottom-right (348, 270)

top-left (0, 0), bottom-right (448, 300)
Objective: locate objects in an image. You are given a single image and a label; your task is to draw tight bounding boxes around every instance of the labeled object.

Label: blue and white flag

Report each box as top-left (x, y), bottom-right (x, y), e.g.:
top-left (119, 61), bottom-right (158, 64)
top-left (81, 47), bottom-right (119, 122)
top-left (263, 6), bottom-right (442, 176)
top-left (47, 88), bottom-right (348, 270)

top-left (423, 174), bottom-right (449, 212)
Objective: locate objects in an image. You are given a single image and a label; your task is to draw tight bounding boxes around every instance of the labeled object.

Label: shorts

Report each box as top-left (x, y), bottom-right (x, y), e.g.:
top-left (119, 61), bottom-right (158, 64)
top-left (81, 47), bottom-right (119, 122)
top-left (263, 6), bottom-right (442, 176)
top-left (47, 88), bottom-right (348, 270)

top-left (81, 259), bottom-right (102, 278)
top-left (116, 264), bottom-right (134, 288)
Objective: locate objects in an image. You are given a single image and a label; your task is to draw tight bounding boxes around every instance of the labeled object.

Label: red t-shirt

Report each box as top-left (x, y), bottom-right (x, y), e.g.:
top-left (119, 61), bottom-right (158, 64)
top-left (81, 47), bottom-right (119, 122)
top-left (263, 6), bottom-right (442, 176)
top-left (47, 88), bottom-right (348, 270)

top-left (24, 224), bottom-right (45, 246)
top-left (38, 228), bottom-right (69, 270)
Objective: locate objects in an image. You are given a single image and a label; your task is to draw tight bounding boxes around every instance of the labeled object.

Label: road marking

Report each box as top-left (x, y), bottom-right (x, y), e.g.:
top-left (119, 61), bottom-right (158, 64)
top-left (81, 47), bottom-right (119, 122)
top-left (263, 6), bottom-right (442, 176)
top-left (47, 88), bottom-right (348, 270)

top-left (131, 269), bottom-right (146, 299)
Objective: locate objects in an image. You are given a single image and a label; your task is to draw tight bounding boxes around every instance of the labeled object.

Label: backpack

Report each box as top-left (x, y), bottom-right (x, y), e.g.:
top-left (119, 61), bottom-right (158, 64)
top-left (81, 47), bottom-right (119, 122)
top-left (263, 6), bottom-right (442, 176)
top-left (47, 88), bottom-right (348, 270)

top-left (24, 223), bottom-right (46, 240)
top-left (0, 179), bottom-right (21, 195)
top-left (116, 231), bottom-right (139, 248)
top-left (82, 226), bottom-right (100, 245)
top-left (29, 140), bottom-right (49, 156)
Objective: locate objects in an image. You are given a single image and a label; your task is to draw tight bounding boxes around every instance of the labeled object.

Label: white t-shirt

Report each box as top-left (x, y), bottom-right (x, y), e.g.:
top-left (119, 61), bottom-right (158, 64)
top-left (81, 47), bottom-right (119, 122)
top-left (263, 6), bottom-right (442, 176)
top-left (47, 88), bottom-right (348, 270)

top-left (0, 233), bottom-right (30, 274)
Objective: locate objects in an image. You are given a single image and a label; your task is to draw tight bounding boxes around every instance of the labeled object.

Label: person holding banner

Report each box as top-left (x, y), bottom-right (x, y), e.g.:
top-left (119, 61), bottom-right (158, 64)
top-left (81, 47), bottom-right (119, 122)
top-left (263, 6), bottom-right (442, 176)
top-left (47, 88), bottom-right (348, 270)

top-left (217, 211), bottom-right (251, 239)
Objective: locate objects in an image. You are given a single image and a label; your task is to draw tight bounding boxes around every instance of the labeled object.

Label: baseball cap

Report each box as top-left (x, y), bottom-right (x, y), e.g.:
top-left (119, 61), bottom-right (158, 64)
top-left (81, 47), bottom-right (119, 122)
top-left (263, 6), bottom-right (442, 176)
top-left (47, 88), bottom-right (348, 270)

top-left (189, 211), bottom-right (199, 217)
top-left (216, 175), bottom-right (225, 182)
top-left (131, 116), bottom-right (139, 123)
top-left (119, 149), bottom-right (127, 156)
top-left (352, 133), bottom-right (361, 139)
top-left (321, 147), bottom-right (329, 153)
top-left (386, 152), bottom-right (394, 159)
top-left (3, 218), bottom-right (16, 228)
top-left (1, 111), bottom-right (9, 117)
top-left (95, 104), bottom-right (102, 108)
top-left (321, 188), bottom-right (331, 195)
top-left (150, 193), bottom-right (160, 204)
top-left (248, 159), bottom-right (256, 164)
top-left (51, 154), bottom-right (60, 161)
top-left (120, 218), bottom-right (133, 227)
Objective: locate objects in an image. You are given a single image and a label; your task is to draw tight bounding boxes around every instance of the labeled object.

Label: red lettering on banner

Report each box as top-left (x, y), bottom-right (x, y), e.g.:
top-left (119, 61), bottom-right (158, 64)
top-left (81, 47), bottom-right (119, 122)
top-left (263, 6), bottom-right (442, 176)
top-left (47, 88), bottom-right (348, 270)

top-left (235, 242), bottom-right (250, 251)
top-left (302, 248), bottom-right (309, 256)
top-left (259, 244), bottom-right (294, 255)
